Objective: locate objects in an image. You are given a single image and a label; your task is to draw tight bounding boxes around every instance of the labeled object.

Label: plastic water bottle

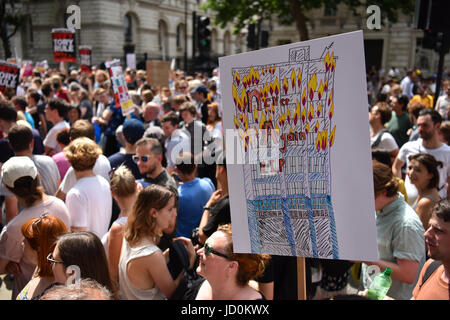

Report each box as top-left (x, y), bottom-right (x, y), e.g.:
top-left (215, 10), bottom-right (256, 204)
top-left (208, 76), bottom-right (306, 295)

top-left (366, 267), bottom-right (392, 300)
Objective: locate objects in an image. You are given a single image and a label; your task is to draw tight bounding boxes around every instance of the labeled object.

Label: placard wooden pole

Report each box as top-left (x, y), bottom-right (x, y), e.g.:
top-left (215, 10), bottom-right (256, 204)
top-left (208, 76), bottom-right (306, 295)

top-left (297, 257), bottom-right (307, 300)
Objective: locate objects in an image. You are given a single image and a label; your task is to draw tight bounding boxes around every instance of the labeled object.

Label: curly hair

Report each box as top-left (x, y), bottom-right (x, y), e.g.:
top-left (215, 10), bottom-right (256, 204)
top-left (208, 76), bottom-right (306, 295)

top-left (64, 137), bottom-right (102, 171)
top-left (217, 224), bottom-right (271, 286)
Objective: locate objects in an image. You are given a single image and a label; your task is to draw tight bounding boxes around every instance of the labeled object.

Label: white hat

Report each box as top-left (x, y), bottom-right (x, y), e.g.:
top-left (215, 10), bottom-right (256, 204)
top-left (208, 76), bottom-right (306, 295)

top-left (1, 156), bottom-right (38, 188)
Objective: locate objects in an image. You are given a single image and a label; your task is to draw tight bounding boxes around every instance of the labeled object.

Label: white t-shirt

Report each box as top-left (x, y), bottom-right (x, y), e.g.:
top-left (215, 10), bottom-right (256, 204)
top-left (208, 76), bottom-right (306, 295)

top-left (370, 130), bottom-right (399, 152)
top-left (59, 154), bottom-right (111, 194)
top-left (66, 175), bottom-right (112, 238)
top-left (398, 139), bottom-right (450, 205)
top-left (0, 196), bottom-right (70, 298)
top-left (435, 95), bottom-right (450, 118)
top-left (43, 121), bottom-right (70, 153)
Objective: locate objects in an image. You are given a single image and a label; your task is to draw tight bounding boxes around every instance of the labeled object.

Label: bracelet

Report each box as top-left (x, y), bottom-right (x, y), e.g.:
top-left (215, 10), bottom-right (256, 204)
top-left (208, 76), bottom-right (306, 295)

top-left (203, 207), bottom-right (211, 211)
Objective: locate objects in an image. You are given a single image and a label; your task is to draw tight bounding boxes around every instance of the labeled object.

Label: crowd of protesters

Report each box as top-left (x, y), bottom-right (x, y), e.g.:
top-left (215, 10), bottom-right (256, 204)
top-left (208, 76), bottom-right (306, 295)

top-left (0, 61), bottom-right (448, 301)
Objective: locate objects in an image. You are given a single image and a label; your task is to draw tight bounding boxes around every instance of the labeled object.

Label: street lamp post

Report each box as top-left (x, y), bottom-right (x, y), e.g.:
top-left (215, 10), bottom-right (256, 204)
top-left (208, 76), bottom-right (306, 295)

top-left (184, 0), bottom-right (188, 72)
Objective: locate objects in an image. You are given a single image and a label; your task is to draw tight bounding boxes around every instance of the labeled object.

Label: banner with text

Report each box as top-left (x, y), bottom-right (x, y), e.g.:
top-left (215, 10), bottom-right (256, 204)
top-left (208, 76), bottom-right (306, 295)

top-left (0, 61), bottom-right (20, 95)
top-left (80, 46), bottom-right (92, 74)
top-left (52, 28), bottom-right (76, 63)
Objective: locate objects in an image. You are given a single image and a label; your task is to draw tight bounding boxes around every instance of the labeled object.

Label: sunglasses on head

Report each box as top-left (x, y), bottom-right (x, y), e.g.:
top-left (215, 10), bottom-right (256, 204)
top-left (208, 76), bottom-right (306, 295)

top-left (47, 253), bottom-right (63, 264)
top-left (132, 155), bottom-right (152, 163)
top-left (204, 243), bottom-right (230, 260)
top-left (33, 213), bottom-right (49, 227)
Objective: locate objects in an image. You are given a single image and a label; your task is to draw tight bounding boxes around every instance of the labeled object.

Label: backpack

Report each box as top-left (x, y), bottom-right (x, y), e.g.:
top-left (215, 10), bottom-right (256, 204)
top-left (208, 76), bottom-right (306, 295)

top-left (371, 129), bottom-right (389, 149)
top-left (419, 260), bottom-right (442, 290)
top-left (167, 240), bottom-right (205, 300)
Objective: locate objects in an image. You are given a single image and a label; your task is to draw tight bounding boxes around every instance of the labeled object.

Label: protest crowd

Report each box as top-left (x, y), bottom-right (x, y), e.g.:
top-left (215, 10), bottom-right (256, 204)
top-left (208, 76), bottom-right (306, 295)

top-left (0, 60), bottom-right (449, 301)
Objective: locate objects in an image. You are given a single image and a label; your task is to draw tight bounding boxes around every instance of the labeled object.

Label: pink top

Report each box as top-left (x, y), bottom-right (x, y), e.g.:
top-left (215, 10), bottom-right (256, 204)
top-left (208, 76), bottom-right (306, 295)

top-left (52, 151), bottom-right (71, 180)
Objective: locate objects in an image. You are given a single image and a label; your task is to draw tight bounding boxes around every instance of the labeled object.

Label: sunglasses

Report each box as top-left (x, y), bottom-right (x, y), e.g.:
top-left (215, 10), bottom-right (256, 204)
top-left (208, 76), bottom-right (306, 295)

top-left (47, 253), bottom-right (64, 264)
top-left (132, 155), bottom-right (152, 163)
top-left (33, 213), bottom-right (49, 227)
top-left (204, 243), bottom-right (230, 260)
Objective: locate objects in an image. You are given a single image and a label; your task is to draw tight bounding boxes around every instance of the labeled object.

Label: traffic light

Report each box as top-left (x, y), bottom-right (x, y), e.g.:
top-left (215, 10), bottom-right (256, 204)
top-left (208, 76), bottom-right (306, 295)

top-left (197, 16), bottom-right (211, 55)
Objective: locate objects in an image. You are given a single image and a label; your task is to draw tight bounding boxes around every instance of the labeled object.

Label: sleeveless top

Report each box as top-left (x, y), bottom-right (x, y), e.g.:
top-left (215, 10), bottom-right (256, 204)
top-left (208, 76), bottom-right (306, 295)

top-left (101, 216), bottom-right (128, 255)
top-left (118, 240), bottom-right (167, 300)
top-left (412, 194), bottom-right (439, 210)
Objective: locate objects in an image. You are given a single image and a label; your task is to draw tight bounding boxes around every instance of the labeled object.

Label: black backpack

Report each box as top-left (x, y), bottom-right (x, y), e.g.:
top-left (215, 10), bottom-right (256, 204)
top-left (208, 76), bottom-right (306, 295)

top-left (167, 240), bottom-right (205, 300)
top-left (418, 260), bottom-right (442, 290)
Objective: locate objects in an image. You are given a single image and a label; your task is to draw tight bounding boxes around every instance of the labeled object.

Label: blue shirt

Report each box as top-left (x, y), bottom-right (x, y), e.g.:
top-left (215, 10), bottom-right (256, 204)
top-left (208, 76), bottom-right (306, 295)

top-left (176, 177), bottom-right (215, 238)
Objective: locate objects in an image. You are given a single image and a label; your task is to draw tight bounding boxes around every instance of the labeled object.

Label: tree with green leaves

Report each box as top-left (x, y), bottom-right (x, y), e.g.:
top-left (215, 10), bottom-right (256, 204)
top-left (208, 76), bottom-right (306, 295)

top-left (201, 0), bottom-right (415, 41)
top-left (0, 0), bottom-right (27, 59)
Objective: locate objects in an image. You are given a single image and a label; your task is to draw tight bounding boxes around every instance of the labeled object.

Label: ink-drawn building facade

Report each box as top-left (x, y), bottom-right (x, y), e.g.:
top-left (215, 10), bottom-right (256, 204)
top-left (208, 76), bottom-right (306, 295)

top-left (231, 45), bottom-right (339, 259)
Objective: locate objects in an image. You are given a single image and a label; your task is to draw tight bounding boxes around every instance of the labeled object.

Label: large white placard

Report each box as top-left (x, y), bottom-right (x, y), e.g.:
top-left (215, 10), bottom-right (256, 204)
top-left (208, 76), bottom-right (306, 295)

top-left (219, 31), bottom-right (378, 261)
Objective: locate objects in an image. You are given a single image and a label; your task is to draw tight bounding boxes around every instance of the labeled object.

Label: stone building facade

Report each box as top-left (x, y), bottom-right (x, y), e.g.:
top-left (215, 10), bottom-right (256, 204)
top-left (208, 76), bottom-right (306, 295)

top-left (5, 0), bottom-right (240, 70)
top-left (3, 1), bottom-right (448, 76)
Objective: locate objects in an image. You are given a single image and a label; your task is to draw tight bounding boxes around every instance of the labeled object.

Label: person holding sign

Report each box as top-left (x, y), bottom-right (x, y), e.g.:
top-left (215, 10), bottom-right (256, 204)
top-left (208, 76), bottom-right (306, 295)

top-left (359, 160), bottom-right (426, 300)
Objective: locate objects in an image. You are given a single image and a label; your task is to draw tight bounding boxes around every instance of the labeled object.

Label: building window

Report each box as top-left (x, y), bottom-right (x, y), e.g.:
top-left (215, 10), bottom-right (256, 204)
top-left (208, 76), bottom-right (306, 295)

top-left (176, 23), bottom-right (185, 50)
top-left (158, 20), bottom-right (169, 59)
top-left (223, 31), bottom-right (231, 55)
top-left (124, 14), bottom-right (133, 43)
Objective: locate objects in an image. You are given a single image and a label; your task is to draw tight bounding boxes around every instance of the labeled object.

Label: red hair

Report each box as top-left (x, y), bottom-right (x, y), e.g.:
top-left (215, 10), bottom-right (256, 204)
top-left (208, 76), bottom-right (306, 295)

top-left (21, 215), bottom-right (68, 277)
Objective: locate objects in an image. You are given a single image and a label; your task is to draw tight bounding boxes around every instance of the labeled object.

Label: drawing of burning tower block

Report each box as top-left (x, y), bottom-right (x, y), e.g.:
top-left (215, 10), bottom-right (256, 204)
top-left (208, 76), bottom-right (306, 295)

top-left (231, 45), bottom-right (339, 258)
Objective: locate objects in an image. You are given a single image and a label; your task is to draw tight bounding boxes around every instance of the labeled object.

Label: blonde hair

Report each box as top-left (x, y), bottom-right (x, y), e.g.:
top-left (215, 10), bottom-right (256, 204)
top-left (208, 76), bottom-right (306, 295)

top-left (64, 137), bottom-right (102, 171)
top-left (110, 165), bottom-right (136, 197)
top-left (125, 185), bottom-right (174, 245)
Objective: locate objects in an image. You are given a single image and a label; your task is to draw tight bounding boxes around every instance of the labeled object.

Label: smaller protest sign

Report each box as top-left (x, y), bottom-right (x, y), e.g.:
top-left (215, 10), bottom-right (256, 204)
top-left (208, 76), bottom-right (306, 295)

top-left (21, 60), bottom-right (33, 77)
top-left (80, 46), bottom-right (92, 74)
top-left (35, 60), bottom-right (49, 75)
top-left (146, 60), bottom-right (170, 88)
top-left (105, 59), bottom-right (134, 116)
top-left (52, 28), bottom-right (76, 63)
top-left (0, 61), bottom-right (20, 95)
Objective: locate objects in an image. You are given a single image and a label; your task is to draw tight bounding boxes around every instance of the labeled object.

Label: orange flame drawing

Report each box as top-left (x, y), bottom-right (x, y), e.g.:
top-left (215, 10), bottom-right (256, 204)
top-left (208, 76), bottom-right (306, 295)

top-left (301, 104), bottom-right (307, 123)
top-left (331, 59), bottom-right (336, 72)
top-left (324, 52), bottom-right (330, 72)
top-left (294, 99), bottom-right (301, 126)
top-left (242, 75), bottom-right (248, 89)
top-left (308, 104), bottom-right (314, 122)
top-left (279, 113), bottom-right (285, 128)
top-left (269, 81), bottom-right (274, 96)
top-left (286, 108), bottom-right (291, 125)
top-left (318, 80), bottom-right (324, 100)
top-left (291, 69), bottom-right (296, 90)
top-left (324, 78), bottom-right (328, 92)
top-left (305, 122), bottom-right (310, 134)
top-left (302, 88), bottom-right (307, 106)
top-left (329, 102), bottom-right (334, 120)
top-left (329, 125), bottom-right (336, 147)
top-left (234, 115), bottom-right (239, 129)
top-left (234, 71), bottom-right (240, 86)
top-left (297, 68), bottom-right (302, 89)
top-left (328, 88), bottom-right (333, 106)
top-left (254, 107), bottom-right (259, 124)
top-left (260, 112), bottom-right (266, 130)
top-left (274, 77), bottom-right (280, 96)
top-left (314, 121), bottom-right (320, 133)
top-left (308, 73), bottom-right (317, 100)
top-left (316, 130), bottom-right (328, 152)
top-left (241, 90), bottom-right (248, 112)
top-left (243, 113), bottom-right (249, 131)
top-left (317, 103), bottom-right (321, 117)
top-left (232, 84), bottom-right (238, 107)
top-left (282, 76), bottom-right (289, 95)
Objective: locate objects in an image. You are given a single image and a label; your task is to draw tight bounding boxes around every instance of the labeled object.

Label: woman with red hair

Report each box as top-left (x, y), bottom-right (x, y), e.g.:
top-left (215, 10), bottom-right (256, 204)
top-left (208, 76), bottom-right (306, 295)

top-left (16, 214), bottom-right (68, 300)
